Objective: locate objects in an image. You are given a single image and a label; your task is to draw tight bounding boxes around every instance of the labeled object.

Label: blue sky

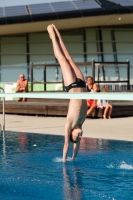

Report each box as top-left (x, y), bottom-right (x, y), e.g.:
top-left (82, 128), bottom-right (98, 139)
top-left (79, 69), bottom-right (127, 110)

top-left (0, 0), bottom-right (71, 7)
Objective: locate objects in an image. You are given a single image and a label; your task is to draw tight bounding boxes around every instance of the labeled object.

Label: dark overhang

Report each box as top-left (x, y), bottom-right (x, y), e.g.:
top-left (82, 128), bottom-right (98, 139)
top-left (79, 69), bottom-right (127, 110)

top-left (0, 0), bottom-right (133, 25)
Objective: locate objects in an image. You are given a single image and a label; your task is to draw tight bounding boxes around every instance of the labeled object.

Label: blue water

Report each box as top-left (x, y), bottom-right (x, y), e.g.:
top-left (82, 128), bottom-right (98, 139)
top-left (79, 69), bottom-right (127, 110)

top-left (0, 132), bottom-right (133, 200)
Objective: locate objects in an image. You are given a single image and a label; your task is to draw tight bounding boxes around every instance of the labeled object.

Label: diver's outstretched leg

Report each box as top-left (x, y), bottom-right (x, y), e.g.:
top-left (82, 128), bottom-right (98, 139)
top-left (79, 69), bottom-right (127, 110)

top-left (52, 24), bottom-right (85, 81)
top-left (47, 24), bottom-right (76, 86)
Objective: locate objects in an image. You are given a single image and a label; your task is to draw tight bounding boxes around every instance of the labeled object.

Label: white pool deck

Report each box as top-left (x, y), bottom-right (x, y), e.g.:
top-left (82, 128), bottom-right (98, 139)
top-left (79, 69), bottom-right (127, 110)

top-left (1, 114), bottom-right (133, 142)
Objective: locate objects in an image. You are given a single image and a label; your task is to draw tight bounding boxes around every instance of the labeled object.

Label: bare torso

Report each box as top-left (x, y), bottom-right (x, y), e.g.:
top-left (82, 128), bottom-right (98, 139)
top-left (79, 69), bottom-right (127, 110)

top-left (16, 79), bottom-right (28, 92)
top-left (66, 87), bottom-right (87, 130)
top-left (18, 79), bottom-right (27, 88)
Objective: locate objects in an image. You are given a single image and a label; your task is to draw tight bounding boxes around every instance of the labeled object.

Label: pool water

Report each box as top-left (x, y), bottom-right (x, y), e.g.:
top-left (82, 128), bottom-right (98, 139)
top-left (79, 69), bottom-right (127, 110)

top-left (0, 131), bottom-right (133, 200)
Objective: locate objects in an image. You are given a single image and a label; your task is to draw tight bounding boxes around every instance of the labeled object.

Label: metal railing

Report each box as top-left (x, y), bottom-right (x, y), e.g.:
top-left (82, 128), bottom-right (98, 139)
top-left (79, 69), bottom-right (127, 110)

top-left (93, 60), bottom-right (130, 90)
top-left (0, 87), bottom-right (5, 131)
top-left (30, 61), bottom-right (93, 91)
top-left (30, 60), bottom-right (131, 91)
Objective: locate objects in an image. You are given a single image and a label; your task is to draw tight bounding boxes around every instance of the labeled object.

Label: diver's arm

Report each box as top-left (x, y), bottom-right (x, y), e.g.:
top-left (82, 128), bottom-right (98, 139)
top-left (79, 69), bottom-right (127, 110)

top-left (72, 139), bottom-right (80, 160)
top-left (63, 125), bottom-right (71, 162)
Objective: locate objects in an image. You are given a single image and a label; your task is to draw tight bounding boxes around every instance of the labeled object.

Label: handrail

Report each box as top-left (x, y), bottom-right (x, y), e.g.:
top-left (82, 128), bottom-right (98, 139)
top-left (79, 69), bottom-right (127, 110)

top-left (93, 60), bottom-right (130, 90)
top-left (30, 61), bottom-right (93, 91)
top-left (0, 87), bottom-right (5, 132)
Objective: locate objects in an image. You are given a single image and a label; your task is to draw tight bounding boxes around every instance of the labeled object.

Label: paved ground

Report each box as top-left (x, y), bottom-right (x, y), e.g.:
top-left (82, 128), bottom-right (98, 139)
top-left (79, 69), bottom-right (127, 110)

top-left (1, 114), bottom-right (133, 142)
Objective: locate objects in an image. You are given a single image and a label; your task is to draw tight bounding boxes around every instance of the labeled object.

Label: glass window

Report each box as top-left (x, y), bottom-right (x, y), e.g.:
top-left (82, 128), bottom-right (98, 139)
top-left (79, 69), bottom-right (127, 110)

top-left (115, 31), bottom-right (133, 42)
top-left (86, 29), bottom-right (100, 77)
top-left (1, 36), bottom-right (27, 82)
top-left (115, 30), bottom-right (133, 82)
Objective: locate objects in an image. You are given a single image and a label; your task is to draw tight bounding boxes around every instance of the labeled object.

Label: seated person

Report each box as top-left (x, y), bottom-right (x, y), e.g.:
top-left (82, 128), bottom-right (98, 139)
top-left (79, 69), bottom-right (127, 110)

top-left (15, 74), bottom-right (28, 102)
top-left (86, 76), bottom-right (100, 117)
top-left (97, 85), bottom-right (113, 119)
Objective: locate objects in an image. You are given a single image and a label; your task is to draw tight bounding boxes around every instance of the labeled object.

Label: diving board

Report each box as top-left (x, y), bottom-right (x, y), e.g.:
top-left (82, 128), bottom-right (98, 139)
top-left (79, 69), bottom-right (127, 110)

top-left (0, 92), bottom-right (133, 101)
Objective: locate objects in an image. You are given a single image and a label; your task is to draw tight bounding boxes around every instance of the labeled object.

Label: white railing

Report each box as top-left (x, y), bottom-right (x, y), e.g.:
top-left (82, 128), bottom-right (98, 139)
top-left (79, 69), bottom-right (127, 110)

top-left (99, 83), bottom-right (133, 91)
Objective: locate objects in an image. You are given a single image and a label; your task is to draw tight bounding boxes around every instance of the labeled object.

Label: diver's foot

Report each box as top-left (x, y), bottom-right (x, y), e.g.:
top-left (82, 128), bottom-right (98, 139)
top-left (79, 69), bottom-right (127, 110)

top-left (52, 24), bottom-right (60, 38)
top-left (47, 24), bottom-right (55, 39)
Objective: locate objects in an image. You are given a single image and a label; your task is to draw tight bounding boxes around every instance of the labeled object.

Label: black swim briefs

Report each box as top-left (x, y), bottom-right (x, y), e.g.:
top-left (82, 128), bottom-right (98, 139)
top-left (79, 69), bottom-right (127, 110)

top-left (64, 78), bottom-right (86, 92)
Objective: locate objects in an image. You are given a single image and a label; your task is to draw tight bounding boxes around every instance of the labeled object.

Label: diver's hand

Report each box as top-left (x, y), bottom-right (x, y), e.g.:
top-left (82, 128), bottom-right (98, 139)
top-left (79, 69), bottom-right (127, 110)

top-left (66, 158), bottom-right (73, 162)
top-left (62, 158), bottom-right (73, 162)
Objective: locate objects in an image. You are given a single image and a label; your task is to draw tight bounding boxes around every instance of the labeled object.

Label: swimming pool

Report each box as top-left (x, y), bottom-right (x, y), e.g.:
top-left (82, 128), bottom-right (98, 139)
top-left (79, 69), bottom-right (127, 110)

top-left (0, 131), bottom-right (133, 200)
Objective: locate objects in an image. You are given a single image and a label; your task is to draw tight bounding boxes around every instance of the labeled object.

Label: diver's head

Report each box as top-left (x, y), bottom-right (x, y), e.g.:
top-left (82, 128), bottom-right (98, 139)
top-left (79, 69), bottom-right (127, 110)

top-left (70, 128), bottom-right (83, 143)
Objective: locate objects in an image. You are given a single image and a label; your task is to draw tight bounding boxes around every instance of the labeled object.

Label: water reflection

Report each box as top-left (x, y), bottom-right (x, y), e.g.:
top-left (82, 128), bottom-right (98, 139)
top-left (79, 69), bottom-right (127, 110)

top-left (0, 132), bottom-right (133, 200)
top-left (63, 164), bottom-right (82, 200)
top-left (80, 137), bottom-right (109, 152)
top-left (18, 132), bottom-right (28, 150)
top-left (1, 131), bottom-right (6, 164)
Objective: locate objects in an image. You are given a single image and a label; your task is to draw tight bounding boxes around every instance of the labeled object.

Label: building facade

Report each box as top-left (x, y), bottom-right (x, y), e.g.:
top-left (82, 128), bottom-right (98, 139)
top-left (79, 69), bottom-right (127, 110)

top-left (0, 0), bottom-right (133, 92)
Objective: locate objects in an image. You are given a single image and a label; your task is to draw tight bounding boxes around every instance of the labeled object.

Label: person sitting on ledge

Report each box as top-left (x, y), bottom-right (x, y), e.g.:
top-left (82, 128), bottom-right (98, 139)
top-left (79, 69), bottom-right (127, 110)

top-left (86, 76), bottom-right (100, 117)
top-left (15, 73), bottom-right (28, 102)
top-left (97, 85), bottom-right (113, 119)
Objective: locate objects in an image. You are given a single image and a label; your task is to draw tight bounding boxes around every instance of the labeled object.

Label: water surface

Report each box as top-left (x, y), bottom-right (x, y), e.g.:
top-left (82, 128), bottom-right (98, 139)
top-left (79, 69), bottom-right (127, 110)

top-left (0, 131), bottom-right (133, 200)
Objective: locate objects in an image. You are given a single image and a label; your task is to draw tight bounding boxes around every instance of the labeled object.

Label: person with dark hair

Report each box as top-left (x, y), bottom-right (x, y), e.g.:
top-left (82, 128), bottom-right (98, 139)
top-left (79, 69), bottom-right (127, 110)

top-left (86, 76), bottom-right (100, 117)
top-left (47, 24), bottom-right (87, 162)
